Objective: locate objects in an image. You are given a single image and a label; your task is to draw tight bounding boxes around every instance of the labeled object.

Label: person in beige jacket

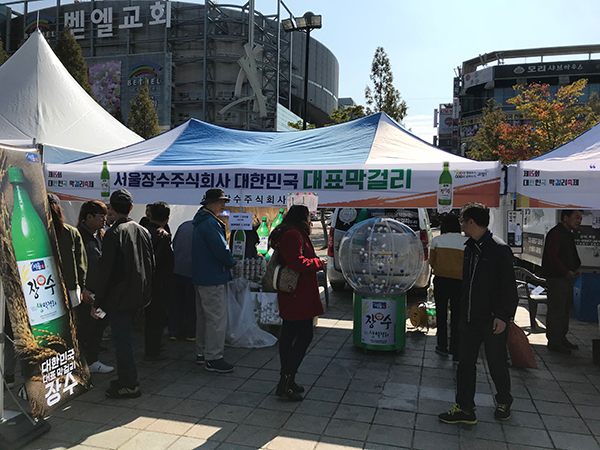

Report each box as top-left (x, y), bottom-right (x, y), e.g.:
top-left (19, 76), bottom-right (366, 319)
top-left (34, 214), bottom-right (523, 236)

top-left (429, 213), bottom-right (467, 359)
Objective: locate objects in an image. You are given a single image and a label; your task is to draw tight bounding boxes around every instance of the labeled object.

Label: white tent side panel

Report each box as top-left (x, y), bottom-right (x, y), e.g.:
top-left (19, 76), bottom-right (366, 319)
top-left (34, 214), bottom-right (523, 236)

top-left (516, 121), bottom-right (600, 209)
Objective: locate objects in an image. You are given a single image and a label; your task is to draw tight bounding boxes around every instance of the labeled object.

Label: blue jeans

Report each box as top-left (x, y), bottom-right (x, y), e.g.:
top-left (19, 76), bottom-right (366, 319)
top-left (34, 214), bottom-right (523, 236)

top-left (108, 310), bottom-right (137, 389)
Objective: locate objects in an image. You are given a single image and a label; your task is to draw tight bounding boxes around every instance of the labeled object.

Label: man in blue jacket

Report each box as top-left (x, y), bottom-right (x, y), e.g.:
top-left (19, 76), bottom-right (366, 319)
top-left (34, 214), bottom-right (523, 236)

top-left (192, 189), bottom-right (237, 373)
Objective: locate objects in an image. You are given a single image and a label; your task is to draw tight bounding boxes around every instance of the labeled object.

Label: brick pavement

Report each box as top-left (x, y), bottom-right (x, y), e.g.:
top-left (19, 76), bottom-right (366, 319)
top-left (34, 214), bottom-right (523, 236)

top-left (4, 286), bottom-right (600, 450)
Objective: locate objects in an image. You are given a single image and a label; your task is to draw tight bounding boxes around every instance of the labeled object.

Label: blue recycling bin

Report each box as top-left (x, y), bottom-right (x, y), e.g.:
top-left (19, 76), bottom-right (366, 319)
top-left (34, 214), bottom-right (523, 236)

top-left (573, 273), bottom-right (600, 322)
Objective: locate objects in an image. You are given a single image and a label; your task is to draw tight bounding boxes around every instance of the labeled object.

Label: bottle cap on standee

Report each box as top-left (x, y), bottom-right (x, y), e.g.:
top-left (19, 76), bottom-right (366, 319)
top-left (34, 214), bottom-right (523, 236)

top-left (7, 167), bottom-right (25, 183)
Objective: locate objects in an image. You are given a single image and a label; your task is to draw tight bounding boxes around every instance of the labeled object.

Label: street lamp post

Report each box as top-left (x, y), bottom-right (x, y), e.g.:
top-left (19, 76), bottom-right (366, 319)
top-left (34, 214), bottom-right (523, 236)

top-left (282, 12), bottom-right (322, 130)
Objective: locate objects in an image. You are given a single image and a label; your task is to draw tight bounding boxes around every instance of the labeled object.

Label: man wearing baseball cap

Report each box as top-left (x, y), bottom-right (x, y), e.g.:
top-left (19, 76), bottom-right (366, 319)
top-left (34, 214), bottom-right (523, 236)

top-left (192, 189), bottom-right (237, 373)
top-left (95, 189), bottom-right (155, 398)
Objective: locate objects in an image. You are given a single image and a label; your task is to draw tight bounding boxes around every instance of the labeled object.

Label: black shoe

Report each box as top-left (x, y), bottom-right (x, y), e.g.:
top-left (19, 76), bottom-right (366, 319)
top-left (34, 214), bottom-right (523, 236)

top-left (288, 375), bottom-right (304, 394)
top-left (435, 346), bottom-right (449, 356)
top-left (547, 343), bottom-right (571, 354)
top-left (205, 358), bottom-right (234, 373)
top-left (105, 383), bottom-right (141, 399)
top-left (196, 354), bottom-right (205, 365)
top-left (494, 403), bottom-right (511, 421)
top-left (562, 340), bottom-right (579, 350)
top-left (439, 404), bottom-right (477, 425)
top-left (275, 375), bottom-right (303, 401)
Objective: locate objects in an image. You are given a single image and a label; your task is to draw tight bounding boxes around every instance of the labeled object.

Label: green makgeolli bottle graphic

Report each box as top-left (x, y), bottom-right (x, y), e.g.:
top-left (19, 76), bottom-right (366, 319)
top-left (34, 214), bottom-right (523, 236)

top-left (437, 162), bottom-right (453, 213)
top-left (100, 161), bottom-right (110, 198)
top-left (8, 167), bottom-right (70, 346)
top-left (232, 229), bottom-right (246, 261)
top-left (270, 208), bottom-right (284, 232)
top-left (257, 217), bottom-right (269, 256)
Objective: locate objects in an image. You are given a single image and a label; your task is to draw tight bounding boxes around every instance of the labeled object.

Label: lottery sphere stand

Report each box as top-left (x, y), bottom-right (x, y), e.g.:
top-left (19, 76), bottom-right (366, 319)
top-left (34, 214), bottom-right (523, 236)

top-left (338, 218), bottom-right (424, 352)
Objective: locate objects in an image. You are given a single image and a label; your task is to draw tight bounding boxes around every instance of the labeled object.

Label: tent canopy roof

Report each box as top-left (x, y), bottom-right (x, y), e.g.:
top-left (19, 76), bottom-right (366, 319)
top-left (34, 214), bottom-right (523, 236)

top-left (0, 30), bottom-right (142, 161)
top-left (74, 112), bottom-right (468, 166)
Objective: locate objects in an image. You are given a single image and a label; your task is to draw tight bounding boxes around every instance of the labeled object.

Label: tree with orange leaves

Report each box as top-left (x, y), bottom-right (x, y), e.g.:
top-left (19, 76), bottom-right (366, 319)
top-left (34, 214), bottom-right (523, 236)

top-left (495, 79), bottom-right (598, 163)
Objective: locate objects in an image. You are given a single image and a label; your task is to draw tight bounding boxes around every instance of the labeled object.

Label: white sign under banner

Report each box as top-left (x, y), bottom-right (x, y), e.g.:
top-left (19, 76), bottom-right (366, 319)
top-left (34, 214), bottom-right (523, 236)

top-left (44, 161), bottom-right (502, 208)
top-left (229, 213), bottom-right (254, 230)
top-left (287, 192), bottom-right (318, 214)
top-left (517, 160), bottom-right (600, 209)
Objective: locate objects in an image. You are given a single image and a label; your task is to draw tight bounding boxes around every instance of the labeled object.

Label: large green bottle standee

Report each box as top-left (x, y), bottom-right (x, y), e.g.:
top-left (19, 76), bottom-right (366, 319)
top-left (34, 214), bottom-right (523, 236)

top-left (353, 294), bottom-right (406, 351)
top-left (8, 167), bottom-right (71, 346)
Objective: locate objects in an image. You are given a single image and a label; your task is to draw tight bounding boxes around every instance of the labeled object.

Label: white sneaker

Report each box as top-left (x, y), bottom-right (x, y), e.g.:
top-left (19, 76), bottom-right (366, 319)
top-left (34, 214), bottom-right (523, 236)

top-left (88, 361), bottom-right (115, 374)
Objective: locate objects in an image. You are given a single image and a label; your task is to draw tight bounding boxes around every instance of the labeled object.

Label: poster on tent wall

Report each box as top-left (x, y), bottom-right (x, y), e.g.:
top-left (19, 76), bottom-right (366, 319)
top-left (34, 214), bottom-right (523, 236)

top-left (0, 146), bottom-right (91, 419)
top-left (517, 160), bottom-right (600, 209)
top-left (44, 160), bottom-right (501, 208)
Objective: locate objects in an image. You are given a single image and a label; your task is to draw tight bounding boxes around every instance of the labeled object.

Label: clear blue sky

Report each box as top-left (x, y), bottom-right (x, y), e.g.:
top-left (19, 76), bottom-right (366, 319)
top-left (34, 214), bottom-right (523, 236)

top-left (13, 0), bottom-right (600, 142)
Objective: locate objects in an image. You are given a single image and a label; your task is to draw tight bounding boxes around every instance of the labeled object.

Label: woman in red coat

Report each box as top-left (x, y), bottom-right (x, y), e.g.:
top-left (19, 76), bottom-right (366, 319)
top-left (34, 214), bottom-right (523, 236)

top-left (269, 205), bottom-right (326, 401)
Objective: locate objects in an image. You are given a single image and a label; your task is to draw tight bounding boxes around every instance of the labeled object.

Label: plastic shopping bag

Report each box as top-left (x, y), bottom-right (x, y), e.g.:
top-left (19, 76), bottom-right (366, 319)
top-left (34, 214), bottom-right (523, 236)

top-left (226, 278), bottom-right (277, 348)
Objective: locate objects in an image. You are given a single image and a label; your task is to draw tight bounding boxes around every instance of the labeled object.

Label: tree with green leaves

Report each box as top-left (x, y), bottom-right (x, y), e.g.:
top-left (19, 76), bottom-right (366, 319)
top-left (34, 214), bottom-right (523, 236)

top-left (0, 38), bottom-right (8, 66)
top-left (287, 120), bottom-right (316, 130)
top-left (364, 47), bottom-right (407, 122)
top-left (467, 99), bottom-right (504, 161)
top-left (54, 26), bottom-right (96, 100)
top-left (127, 78), bottom-right (161, 139)
top-left (586, 92), bottom-right (600, 125)
top-left (496, 79), bottom-right (597, 162)
top-left (328, 105), bottom-right (366, 125)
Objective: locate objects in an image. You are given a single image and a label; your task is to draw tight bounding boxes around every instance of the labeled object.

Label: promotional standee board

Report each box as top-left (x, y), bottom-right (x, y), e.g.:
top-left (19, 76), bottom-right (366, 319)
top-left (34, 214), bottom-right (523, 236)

top-left (0, 147), bottom-right (90, 419)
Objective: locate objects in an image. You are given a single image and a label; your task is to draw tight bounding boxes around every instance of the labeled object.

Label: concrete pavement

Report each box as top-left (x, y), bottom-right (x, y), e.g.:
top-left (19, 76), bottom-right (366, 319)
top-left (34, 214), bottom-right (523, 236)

top-left (4, 284), bottom-right (600, 450)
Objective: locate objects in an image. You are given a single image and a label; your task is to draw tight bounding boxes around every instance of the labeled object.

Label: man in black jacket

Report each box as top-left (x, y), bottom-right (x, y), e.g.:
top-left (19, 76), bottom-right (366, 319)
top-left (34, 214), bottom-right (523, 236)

top-left (439, 203), bottom-right (518, 425)
top-left (541, 210), bottom-right (582, 354)
top-left (95, 189), bottom-right (155, 399)
top-left (142, 202), bottom-right (174, 362)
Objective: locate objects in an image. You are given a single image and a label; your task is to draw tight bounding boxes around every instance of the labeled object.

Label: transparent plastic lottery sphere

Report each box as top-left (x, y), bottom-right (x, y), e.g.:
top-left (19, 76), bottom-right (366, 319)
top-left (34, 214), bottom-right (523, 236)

top-left (338, 218), bottom-right (424, 296)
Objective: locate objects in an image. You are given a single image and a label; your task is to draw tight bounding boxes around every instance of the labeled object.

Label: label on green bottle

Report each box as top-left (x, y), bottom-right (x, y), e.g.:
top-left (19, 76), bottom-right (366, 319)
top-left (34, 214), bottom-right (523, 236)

top-left (257, 236), bottom-right (268, 253)
top-left (438, 184), bottom-right (452, 205)
top-left (100, 178), bottom-right (110, 197)
top-left (17, 256), bottom-right (67, 326)
top-left (232, 230), bottom-right (246, 260)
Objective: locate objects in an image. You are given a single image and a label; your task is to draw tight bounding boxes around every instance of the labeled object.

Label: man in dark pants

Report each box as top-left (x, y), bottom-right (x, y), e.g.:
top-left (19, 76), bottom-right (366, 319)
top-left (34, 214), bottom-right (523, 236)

top-left (94, 189), bottom-right (154, 399)
top-left (542, 210), bottom-right (582, 354)
top-left (169, 220), bottom-right (196, 341)
top-left (439, 203), bottom-right (518, 425)
top-left (77, 200), bottom-right (113, 373)
top-left (143, 202), bottom-right (174, 362)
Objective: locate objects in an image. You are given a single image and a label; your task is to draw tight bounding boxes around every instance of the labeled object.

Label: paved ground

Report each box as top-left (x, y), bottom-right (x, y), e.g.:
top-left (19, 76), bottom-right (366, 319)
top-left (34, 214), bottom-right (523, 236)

top-left (4, 279), bottom-right (600, 450)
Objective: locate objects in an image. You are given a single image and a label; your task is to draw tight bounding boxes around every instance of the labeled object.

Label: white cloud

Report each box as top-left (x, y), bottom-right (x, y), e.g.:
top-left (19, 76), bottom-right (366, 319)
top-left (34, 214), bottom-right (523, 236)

top-left (403, 114), bottom-right (436, 145)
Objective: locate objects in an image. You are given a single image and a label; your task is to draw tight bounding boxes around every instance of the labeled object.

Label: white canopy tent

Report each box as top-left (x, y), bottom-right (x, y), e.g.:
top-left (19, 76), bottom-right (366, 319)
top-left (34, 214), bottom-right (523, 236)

top-left (46, 113), bottom-right (502, 210)
top-left (0, 30), bottom-right (142, 163)
top-left (517, 122), bottom-right (600, 208)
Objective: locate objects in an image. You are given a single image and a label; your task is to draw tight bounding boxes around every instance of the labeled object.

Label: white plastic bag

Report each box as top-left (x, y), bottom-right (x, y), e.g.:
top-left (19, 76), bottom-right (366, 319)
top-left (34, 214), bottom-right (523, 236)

top-left (257, 292), bottom-right (282, 325)
top-left (226, 278), bottom-right (277, 348)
